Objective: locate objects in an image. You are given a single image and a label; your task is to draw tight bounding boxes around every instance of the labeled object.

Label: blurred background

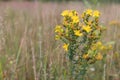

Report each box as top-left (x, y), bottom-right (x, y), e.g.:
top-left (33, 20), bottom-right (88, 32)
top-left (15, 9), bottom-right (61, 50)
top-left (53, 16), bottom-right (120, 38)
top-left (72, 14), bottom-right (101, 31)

top-left (0, 0), bottom-right (120, 80)
top-left (0, 0), bottom-right (120, 2)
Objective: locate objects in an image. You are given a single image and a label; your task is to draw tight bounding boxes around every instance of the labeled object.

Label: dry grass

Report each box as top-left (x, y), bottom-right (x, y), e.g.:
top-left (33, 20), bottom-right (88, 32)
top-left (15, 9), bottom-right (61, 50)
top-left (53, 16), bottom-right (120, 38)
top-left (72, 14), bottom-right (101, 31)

top-left (0, 2), bottom-right (120, 80)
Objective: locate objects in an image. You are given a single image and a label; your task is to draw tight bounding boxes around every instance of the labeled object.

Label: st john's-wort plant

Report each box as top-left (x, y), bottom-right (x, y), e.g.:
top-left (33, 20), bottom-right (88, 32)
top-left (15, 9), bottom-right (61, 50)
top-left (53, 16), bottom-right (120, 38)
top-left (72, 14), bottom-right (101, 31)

top-left (55, 9), bottom-right (113, 80)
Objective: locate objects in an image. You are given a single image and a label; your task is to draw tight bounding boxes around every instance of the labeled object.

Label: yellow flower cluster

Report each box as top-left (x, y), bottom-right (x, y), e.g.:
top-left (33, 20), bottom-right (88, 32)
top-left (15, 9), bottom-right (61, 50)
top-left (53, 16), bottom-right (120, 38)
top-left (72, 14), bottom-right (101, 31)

top-left (85, 9), bottom-right (92, 16)
top-left (93, 10), bottom-right (100, 17)
top-left (91, 41), bottom-right (103, 50)
top-left (55, 9), bottom-right (102, 52)
top-left (55, 25), bottom-right (63, 40)
top-left (83, 53), bottom-right (103, 61)
top-left (55, 25), bottom-right (63, 33)
top-left (95, 53), bottom-right (103, 60)
top-left (61, 10), bottom-right (69, 16)
top-left (61, 10), bottom-right (80, 25)
top-left (82, 41), bottom-right (113, 61)
top-left (83, 9), bottom-right (100, 18)
top-left (91, 41), bottom-right (113, 51)
top-left (55, 9), bottom-right (112, 64)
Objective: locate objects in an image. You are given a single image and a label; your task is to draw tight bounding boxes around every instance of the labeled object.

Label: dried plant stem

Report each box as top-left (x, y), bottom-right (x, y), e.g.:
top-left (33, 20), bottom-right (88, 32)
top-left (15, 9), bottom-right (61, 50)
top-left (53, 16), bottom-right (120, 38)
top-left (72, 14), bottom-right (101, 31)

top-left (37, 26), bottom-right (43, 80)
top-left (103, 64), bottom-right (106, 80)
top-left (31, 40), bottom-right (38, 80)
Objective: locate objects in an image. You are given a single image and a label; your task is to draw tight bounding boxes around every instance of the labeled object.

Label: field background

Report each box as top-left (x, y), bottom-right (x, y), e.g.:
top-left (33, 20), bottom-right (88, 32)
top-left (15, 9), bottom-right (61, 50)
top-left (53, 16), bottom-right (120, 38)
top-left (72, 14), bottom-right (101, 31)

top-left (0, 1), bottom-right (120, 80)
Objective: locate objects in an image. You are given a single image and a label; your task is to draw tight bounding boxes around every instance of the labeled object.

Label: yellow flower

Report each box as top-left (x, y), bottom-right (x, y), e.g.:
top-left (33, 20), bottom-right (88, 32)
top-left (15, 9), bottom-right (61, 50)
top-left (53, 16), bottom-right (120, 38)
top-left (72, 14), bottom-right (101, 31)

top-left (61, 10), bottom-right (69, 16)
top-left (72, 10), bottom-right (77, 15)
top-left (83, 54), bottom-right (89, 59)
top-left (96, 41), bottom-right (102, 46)
top-left (107, 45), bottom-right (113, 50)
top-left (55, 35), bottom-right (60, 40)
top-left (83, 25), bottom-right (92, 33)
top-left (93, 10), bottom-right (100, 17)
top-left (91, 41), bottom-right (103, 50)
top-left (91, 45), bottom-right (97, 50)
top-left (69, 10), bottom-right (78, 17)
top-left (68, 11), bottom-right (73, 17)
top-left (95, 53), bottom-right (103, 60)
top-left (85, 9), bottom-right (93, 15)
top-left (100, 45), bottom-right (106, 50)
top-left (63, 43), bottom-right (69, 51)
top-left (71, 16), bottom-right (80, 23)
top-left (55, 25), bottom-right (63, 33)
top-left (74, 30), bottom-right (83, 36)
